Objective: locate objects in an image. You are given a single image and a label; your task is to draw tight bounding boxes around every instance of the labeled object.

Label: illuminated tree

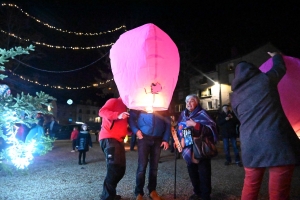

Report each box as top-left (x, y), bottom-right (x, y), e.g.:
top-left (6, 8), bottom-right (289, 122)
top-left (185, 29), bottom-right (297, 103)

top-left (0, 45), bottom-right (55, 170)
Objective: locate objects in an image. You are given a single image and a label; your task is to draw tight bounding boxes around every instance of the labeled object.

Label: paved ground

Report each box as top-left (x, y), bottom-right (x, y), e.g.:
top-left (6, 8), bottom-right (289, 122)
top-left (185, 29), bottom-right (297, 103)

top-left (0, 140), bottom-right (299, 200)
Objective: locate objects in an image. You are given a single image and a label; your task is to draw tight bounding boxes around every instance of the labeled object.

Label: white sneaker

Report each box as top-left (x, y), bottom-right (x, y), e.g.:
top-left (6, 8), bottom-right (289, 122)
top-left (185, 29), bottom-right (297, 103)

top-left (71, 150), bottom-right (75, 152)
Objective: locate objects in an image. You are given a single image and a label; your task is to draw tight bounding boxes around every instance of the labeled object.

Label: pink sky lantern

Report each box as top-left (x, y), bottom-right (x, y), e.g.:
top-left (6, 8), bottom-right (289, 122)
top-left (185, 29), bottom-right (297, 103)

top-left (110, 23), bottom-right (180, 112)
top-left (260, 56), bottom-right (300, 137)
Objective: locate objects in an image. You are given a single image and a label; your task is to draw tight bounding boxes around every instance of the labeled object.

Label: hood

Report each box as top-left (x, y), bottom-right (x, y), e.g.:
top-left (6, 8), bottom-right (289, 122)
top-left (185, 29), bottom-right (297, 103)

top-left (231, 62), bottom-right (261, 91)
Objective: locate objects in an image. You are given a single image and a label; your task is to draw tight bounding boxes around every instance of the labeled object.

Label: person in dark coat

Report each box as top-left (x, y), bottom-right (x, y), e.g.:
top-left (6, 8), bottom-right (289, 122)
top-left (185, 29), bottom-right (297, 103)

top-left (231, 52), bottom-right (300, 200)
top-left (217, 104), bottom-right (242, 166)
top-left (76, 123), bottom-right (92, 165)
top-left (46, 116), bottom-right (60, 139)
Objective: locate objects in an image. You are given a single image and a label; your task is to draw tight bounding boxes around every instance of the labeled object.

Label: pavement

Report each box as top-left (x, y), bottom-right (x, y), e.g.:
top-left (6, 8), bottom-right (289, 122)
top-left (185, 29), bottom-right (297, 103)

top-left (0, 140), bottom-right (299, 200)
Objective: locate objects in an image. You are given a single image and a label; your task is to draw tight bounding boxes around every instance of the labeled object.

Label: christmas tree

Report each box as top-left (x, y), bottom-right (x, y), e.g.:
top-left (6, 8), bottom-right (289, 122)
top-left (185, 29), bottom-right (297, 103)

top-left (0, 45), bottom-right (56, 170)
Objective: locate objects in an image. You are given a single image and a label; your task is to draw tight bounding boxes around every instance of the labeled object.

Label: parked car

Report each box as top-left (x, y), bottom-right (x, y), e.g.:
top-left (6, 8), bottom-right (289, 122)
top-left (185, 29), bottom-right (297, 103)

top-left (56, 124), bottom-right (80, 140)
top-left (56, 123), bottom-right (101, 140)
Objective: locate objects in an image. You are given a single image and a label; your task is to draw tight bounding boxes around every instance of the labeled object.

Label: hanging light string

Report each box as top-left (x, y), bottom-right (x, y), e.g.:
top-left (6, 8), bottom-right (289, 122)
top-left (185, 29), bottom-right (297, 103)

top-left (1, 3), bottom-right (127, 36)
top-left (13, 52), bottom-right (108, 73)
top-left (0, 29), bottom-right (114, 49)
top-left (8, 68), bottom-right (114, 90)
top-left (7, 52), bottom-right (113, 89)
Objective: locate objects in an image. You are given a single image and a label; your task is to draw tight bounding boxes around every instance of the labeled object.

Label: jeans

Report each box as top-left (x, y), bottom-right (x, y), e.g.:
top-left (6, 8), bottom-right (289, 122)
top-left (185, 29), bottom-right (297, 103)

top-left (100, 139), bottom-right (126, 200)
top-left (223, 137), bottom-right (240, 163)
top-left (130, 134), bottom-right (137, 150)
top-left (242, 165), bottom-right (295, 200)
top-left (135, 135), bottom-right (162, 196)
top-left (187, 159), bottom-right (212, 200)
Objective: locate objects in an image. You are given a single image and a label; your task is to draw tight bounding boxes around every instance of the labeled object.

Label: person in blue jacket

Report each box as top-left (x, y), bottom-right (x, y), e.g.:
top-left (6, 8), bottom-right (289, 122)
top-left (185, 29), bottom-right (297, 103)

top-left (129, 110), bottom-right (171, 200)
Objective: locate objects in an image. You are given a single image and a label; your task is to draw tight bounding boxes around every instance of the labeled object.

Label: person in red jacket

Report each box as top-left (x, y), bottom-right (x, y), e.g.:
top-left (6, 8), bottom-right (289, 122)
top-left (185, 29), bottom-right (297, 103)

top-left (70, 127), bottom-right (79, 152)
top-left (98, 97), bottom-right (129, 200)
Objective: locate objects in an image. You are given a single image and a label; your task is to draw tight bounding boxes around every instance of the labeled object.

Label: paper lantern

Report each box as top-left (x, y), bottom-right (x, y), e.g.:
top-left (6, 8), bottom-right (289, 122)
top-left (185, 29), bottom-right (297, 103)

top-left (260, 56), bottom-right (300, 137)
top-left (110, 23), bottom-right (180, 112)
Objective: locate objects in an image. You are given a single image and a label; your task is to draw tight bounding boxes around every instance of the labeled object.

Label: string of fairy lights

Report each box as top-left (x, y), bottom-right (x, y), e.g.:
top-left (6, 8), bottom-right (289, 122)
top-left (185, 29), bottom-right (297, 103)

top-left (1, 3), bottom-right (127, 36)
top-left (1, 29), bottom-right (115, 49)
top-left (1, 3), bottom-right (124, 90)
top-left (8, 68), bottom-right (114, 90)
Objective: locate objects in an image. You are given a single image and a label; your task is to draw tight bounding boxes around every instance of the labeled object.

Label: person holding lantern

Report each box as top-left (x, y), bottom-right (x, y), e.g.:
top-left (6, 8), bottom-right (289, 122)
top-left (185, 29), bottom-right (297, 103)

top-left (177, 94), bottom-right (218, 200)
top-left (129, 110), bottom-right (171, 200)
top-left (231, 52), bottom-right (300, 200)
top-left (98, 97), bottom-right (129, 200)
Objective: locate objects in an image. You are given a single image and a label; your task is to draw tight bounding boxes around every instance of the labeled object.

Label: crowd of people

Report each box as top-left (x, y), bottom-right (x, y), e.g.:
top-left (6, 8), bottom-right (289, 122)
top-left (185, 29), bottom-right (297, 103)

top-left (94, 52), bottom-right (299, 200)
top-left (10, 52), bottom-right (299, 200)
top-left (14, 113), bottom-right (60, 144)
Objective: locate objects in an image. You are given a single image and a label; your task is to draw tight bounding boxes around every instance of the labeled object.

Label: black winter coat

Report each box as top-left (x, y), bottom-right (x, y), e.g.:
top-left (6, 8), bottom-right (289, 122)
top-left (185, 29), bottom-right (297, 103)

top-left (76, 131), bottom-right (92, 151)
top-left (231, 54), bottom-right (300, 167)
top-left (217, 111), bottom-right (239, 138)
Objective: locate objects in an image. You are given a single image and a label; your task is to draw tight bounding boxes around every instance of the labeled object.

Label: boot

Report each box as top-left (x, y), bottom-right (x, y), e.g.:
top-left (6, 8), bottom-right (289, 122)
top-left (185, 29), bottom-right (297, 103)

top-left (78, 160), bottom-right (82, 165)
top-left (149, 191), bottom-right (162, 200)
top-left (136, 194), bottom-right (143, 200)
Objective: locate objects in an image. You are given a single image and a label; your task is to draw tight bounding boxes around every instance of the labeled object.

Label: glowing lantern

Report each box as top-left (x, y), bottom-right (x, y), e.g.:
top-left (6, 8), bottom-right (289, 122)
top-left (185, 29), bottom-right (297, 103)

top-left (260, 56), bottom-right (300, 137)
top-left (110, 23), bottom-right (180, 112)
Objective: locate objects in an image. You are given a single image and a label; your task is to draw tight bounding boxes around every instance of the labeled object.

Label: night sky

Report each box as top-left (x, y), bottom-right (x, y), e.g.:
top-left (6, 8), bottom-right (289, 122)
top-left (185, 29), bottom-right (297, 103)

top-left (1, 1), bottom-right (300, 104)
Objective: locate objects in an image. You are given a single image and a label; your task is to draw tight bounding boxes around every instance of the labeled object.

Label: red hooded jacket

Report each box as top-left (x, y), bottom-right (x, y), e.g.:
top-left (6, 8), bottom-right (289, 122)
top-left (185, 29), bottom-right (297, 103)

top-left (98, 97), bottom-right (128, 142)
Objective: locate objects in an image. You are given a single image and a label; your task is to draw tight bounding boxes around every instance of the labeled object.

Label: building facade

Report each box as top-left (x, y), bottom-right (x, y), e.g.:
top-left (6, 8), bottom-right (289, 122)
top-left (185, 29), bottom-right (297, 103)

top-left (56, 102), bottom-right (101, 125)
top-left (171, 43), bottom-right (279, 115)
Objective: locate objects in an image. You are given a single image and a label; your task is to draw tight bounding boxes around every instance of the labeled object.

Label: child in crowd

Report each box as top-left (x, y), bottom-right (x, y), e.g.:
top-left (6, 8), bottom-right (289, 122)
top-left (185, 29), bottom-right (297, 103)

top-left (76, 123), bottom-right (92, 165)
top-left (70, 127), bottom-right (79, 152)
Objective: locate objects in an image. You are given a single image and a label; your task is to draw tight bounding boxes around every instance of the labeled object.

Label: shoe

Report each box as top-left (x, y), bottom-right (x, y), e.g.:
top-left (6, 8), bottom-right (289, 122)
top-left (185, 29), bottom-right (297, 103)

top-left (149, 190), bottom-right (162, 200)
top-left (114, 194), bottom-right (121, 200)
top-left (82, 162), bottom-right (87, 165)
top-left (78, 162), bottom-right (82, 165)
top-left (136, 194), bottom-right (143, 200)
top-left (237, 162), bottom-right (243, 167)
top-left (224, 161), bottom-right (230, 166)
top-left (188, 194), bottom-right (201, 200)
top-left (71, 150), bottom-right (75, 152)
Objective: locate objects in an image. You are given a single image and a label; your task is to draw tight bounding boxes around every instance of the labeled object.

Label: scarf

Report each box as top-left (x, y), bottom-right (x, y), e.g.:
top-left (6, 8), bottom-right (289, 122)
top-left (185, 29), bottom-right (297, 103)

top-left (178, 105), bottom-right (218, 164)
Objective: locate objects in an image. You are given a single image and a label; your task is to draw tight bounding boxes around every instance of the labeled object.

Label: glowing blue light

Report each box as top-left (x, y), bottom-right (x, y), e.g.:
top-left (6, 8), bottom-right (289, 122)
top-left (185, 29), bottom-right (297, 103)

top-left (3, 123), bottom-right (38, 169)
top-left (6, 140), bottom-right (36, 169)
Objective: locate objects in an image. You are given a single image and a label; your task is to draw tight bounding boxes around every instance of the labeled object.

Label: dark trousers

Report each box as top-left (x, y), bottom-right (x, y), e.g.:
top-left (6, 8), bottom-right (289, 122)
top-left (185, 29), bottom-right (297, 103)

top-left (135, 135), bottom-right (162, 196)
top-left (72, 140), bottom-right (76, 150)
top-left (223, 137), bottom-right (240, 163)
top-left (130, 135), bottom-right (137, 150)
top-left (78, 150), bottom-right (86, 163)
top-left (100, 138), bottom-right (126, 200)
top-left (187, 159), bottom-right (212, 200)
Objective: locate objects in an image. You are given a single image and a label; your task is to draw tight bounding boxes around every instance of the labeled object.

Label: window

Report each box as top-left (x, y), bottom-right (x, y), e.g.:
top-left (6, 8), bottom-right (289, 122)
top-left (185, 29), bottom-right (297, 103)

top-left (208, 101), bottom-right (213, 109)
top-left (208, 88), bottom-right (212, 96)
top-left (175, 104), bottom-right (185, 112)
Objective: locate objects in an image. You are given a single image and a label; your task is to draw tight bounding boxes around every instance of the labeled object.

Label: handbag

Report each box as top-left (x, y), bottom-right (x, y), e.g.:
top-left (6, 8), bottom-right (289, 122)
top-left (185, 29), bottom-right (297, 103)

top-left (193, 135), bottom-right (218, 160)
